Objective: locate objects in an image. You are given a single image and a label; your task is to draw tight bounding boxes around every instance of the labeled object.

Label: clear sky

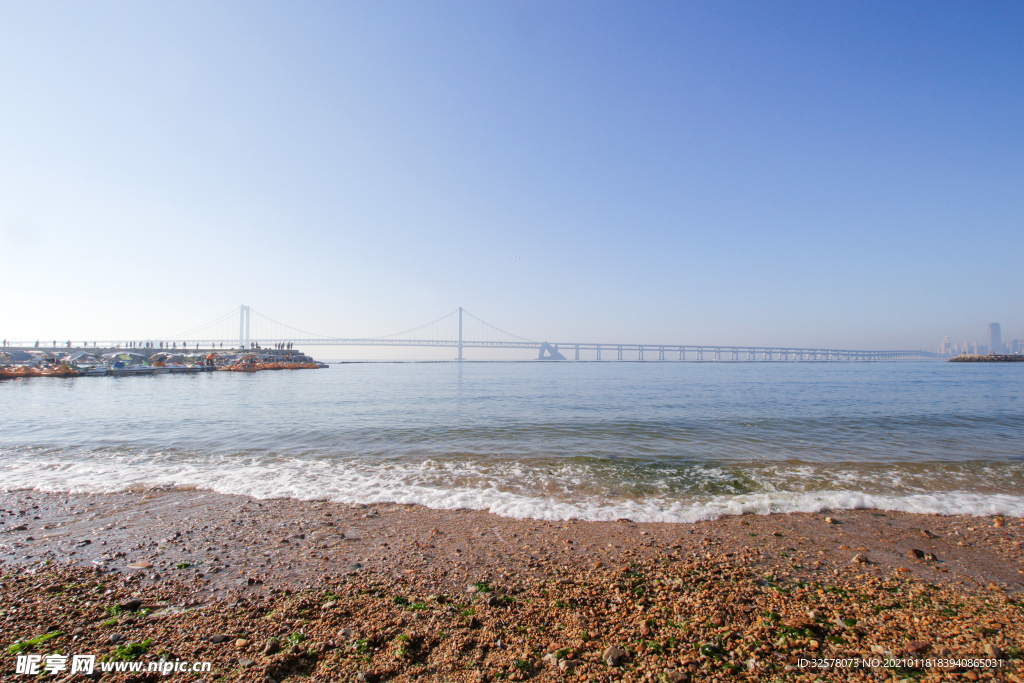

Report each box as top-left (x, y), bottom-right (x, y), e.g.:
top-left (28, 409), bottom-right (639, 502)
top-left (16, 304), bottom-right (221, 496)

top-left (1, 1), bottom-right (1021, 358)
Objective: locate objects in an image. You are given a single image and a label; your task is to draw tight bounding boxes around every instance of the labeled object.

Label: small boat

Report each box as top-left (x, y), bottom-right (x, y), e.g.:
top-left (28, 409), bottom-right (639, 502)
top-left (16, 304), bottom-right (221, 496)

top-left (40, 363), bottom-right (81, 377)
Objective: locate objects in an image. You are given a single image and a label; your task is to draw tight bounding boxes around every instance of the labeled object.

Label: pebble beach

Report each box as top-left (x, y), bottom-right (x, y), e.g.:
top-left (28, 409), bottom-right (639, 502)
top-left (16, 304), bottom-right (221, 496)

top-left (2, 490), bottom-right (1022, 682)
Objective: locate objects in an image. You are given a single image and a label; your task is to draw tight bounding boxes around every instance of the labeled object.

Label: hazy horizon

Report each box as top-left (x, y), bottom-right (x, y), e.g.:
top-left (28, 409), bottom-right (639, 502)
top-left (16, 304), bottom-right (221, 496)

top-left (2, 2), bottom-right (1021, 358)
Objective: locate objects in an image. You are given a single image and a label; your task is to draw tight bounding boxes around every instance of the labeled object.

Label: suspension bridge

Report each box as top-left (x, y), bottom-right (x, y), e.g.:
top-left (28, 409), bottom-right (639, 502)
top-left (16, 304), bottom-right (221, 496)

top-left (138, 305), bottom-right (937, 362)
top-left (4, 305), bottom-right (942, 361)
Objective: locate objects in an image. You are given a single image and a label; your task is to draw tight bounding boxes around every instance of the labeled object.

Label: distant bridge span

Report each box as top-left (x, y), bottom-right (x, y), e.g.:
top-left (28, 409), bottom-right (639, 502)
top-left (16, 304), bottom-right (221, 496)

top-left (7, 306), bottom-right (942, 361)
top-left (159, 305), bottom-right (942, 362)
top-left (210, 337), bottom-right (937, 362)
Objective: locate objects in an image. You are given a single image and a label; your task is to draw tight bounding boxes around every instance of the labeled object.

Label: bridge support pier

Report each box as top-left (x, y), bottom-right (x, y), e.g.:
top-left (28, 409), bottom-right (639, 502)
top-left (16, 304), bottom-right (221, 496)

top-left (617, 346), bottom-right (623, 361)
top-left (596, 345), bottom-right (601, 361)
top-left (575, 344), bottom-right (579, 361)
top-left (537, 342), bottom-right (566, 360)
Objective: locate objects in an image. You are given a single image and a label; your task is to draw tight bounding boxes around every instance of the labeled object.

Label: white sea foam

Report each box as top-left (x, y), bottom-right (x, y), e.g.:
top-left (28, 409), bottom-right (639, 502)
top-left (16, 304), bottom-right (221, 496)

top-left (3, 449), bottom-right (1023, 522)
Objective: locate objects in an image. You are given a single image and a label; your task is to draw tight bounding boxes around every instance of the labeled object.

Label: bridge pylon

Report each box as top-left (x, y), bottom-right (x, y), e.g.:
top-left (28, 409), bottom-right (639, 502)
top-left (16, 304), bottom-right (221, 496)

top-left (238, 305), bottom-right (250, 348)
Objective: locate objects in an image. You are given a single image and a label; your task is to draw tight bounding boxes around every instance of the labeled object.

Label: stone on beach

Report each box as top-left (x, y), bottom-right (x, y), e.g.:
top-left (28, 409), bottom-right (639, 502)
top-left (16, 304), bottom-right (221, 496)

top-left (602, 645), bottom-right (629, 666)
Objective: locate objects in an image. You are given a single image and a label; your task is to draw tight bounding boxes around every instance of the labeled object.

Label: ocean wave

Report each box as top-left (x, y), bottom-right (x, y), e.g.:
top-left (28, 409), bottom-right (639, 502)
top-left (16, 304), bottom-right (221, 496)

top-left (2, 448), bottom-right (1022, 523)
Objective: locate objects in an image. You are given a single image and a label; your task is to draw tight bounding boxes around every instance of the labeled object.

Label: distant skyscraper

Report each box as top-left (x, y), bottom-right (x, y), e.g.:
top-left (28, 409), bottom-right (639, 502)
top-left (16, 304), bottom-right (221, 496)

top-left (989, 323), bottom-right (1002, 355)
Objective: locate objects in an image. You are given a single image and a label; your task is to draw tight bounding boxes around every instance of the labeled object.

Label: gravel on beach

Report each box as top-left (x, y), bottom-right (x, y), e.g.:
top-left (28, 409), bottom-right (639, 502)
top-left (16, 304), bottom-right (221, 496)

top-left (1, 490), bottom-right (1022, 682)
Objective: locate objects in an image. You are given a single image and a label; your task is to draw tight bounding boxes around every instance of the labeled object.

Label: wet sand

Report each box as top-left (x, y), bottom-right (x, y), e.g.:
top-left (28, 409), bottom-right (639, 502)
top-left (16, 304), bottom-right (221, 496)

top-left (2, 490), bottom-right (1022, 681)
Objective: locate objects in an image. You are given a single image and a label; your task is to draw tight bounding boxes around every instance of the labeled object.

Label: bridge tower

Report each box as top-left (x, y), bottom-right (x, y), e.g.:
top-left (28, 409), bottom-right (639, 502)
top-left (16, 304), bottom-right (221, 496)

top-left (458, 307), bottom-right (463, 361)
top-left (239, 305), bottom-right (250, 348)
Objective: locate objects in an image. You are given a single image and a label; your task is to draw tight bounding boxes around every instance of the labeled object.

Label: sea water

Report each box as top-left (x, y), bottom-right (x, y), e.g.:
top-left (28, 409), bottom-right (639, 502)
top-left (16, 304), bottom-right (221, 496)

top-left (1, 362), bottom-right (1022, 521)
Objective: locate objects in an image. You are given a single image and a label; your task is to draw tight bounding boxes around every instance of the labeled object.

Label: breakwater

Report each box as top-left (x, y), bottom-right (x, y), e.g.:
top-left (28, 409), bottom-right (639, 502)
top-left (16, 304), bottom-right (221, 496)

top-left (0, 346), bottom-right (325, 378)
top-left (949, 354), bottom-right (1024, 362)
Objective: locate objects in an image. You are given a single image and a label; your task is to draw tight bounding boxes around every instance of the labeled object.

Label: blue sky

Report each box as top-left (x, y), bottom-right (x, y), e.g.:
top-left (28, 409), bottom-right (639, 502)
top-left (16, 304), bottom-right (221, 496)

top-left (1, 1), bottom-right (1021, 357)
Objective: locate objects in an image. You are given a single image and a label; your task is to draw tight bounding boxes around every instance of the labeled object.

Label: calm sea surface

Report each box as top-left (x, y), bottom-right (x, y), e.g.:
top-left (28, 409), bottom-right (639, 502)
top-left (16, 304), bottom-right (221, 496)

top-left (1, 362), bottom-right (1022, 521)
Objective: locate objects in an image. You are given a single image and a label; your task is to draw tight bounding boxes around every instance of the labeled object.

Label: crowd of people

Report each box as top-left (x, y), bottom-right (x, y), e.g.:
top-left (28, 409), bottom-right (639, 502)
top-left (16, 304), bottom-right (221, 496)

top-left (2, 340), bottom-right (246, 350)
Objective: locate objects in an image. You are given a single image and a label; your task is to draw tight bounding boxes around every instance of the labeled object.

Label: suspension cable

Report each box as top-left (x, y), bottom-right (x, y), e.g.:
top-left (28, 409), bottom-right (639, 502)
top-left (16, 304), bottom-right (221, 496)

top-left (248, 309), bottom-right (336, 339)
top-left (462, 310), bottom-right (536, 343)
top-left (371, 309), bottom-right (460, 339)
top-left (162, 307), bottom-right (239, 340)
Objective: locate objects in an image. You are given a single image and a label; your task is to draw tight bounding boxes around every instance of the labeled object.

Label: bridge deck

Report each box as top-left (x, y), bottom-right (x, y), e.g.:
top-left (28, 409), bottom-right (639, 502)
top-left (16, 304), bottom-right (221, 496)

top-left (3, 339), bottom-right (942, 361)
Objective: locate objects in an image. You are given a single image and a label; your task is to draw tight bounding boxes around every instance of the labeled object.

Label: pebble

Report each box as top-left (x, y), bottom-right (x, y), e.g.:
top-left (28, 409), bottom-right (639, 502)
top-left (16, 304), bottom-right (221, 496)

top-left (602, 645), bottom-right (629, 667)
top-left (263, 639), bottom-right (281, 655)
top-left (42, 584), bottom-right (62, 593)
top-left (851, 553), bottom-right (870, 564)
top-left (119, 599), bottom-right (143, 612)
top-left (209, 634), bottom-right (232, 644)
top-left (982, 643), bottom-right (1004, 659)
top-left (235, 638), bottom-right (248, 648)
top-left (239, 658), bottom-right (256, 668)
top-left (108, 633), bottom-right (126, 644)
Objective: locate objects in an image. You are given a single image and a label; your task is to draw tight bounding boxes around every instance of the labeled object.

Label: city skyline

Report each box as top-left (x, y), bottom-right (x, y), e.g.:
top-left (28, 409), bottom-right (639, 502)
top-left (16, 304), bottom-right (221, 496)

top-left (1, 2), bottom-right (1021, 359)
